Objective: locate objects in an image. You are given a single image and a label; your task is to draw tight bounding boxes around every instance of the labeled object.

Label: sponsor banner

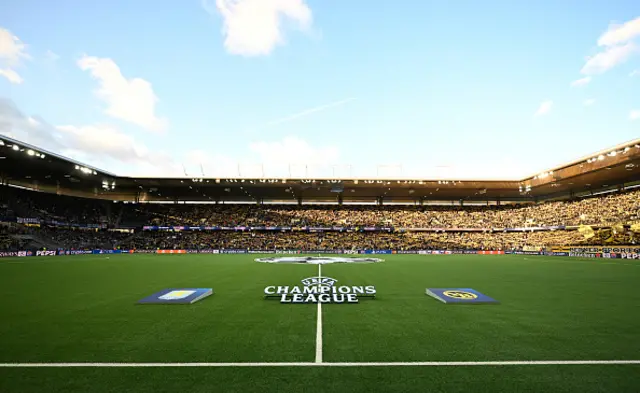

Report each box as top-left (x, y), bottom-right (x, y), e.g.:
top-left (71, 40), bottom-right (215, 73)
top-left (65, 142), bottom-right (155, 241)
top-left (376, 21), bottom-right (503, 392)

top-left (569, 247), bottom-right (600, 253)
top-left (198, 249), bottom-right (220, 254)
top-left (545, 252), bottom-right (569, 256)
top-left (0, 251), bottom-right (19, 258)
top-left (5, 248), bottom-right (637, 259)
top-left (17, 217), bottom-right (41, 224)
top-left (359, 250), bottom-right (393, 255)
top-left (505, 226), bottom-right (565, 232)
top-left (567, 247), bottom-right (638, 254)
top-left (412, 228), bottom-right (484, 232)
top-left (221, 249), bottom-right (248, 254)
top-left (91, 249), bottom-right (133, 255)
top-left (602, 246), bottom-right (640, 253)
top-left (38, 220), bottom-right (105, 229)
top-left (569, 252), bottom-right (600, 258)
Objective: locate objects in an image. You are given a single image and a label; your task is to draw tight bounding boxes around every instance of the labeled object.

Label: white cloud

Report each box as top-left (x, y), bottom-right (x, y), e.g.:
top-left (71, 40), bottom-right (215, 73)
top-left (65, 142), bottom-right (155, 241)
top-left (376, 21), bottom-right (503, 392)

top-left (570, 76), bottom-right (592, 87)
top-left (534, 100), bottom-right (553, 116)
top-left (583, 98), bottom-right (596, 106)
top-left (77, 55), bottom-right (168, 132)
top-left (0, 98), bottom-right (178, 176)
top-left (631, 69), bottom-right (640, 77)
top-left (265, 97), bottom-right (355, 127)
top-left (630, 109), bottom-right (640, 120)
top-left (0, 99), bottom-right (346, 178)
top-left (56, 125), bottom-right (152, 163)
top-left (598, 17), bottom-right (640, 47)
top-left (205, 0), bottom-right (312, 56)
top-left (581, 42), bottom-right (637, 75)
top-left (579, 17), bottom-right (640, 76)
top-left (0, 68), bottom-right (23, 84)
top-left (0, 27), bottom-right (29, 84)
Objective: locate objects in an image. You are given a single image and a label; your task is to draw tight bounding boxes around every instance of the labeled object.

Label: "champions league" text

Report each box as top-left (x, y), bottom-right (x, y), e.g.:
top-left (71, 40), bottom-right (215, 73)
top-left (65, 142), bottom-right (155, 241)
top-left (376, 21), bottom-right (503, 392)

top-left (264, 284), bottom-right (376, 304)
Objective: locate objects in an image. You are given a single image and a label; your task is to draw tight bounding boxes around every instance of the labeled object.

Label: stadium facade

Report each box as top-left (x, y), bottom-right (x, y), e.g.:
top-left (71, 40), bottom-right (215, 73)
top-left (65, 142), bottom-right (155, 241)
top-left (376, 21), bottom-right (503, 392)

top-left (1, 135), bottom-right (639, 205)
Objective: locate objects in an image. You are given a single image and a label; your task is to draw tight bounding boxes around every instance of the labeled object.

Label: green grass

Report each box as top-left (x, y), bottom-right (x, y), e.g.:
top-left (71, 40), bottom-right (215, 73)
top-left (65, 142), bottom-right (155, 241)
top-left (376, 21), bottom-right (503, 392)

top-left (0, 254), bottom-right (639, 392)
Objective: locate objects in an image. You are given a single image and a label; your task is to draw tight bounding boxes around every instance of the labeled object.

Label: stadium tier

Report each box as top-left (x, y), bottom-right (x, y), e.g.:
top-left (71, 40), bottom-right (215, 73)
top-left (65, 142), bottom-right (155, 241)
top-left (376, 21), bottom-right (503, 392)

top-left (1, 137), bottom-right (639, 252)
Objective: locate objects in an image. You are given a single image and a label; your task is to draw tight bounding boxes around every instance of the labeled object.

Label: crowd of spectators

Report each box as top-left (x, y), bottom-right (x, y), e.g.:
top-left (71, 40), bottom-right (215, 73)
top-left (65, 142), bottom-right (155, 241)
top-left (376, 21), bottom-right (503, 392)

top-left (119, 229), bottom-right (637, 251)
top-left (128, 189), bottom-right (640, 229)
top-left (0, 224), bottom-right (31, 251)
top-left (2, 188), bottom-right (111, 226)
top-left (1, 186), bottom-right (639, 251)
top-left (42, 228), bottom-right (132, 250)
top-left (3, 224), bottom-right (637, 252)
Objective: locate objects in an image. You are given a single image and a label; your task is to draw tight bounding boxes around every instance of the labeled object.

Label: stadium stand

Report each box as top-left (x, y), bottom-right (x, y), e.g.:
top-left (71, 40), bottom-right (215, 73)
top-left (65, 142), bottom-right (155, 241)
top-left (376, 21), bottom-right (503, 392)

top-left (0, 185), bottom-right (638, 251)
top-left (0, 136), bottom-right (639, 252)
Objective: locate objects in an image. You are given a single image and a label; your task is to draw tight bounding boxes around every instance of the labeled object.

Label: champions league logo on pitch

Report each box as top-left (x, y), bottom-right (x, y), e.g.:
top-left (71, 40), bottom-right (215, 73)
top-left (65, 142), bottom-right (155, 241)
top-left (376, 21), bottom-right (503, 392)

top-left (255, 256), bottom-right (384, 264)
top-left (259, 257), bottom-right (379, 304)
top-left (264, 276), bottom-right (376, 304)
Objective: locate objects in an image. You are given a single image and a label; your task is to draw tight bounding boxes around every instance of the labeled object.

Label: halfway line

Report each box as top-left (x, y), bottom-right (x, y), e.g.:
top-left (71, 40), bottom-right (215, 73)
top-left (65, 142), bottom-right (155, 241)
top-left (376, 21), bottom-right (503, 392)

top-left (315, 263), bottom-right (323, 363)
top-left (1, 360), bottom-right (639, 368)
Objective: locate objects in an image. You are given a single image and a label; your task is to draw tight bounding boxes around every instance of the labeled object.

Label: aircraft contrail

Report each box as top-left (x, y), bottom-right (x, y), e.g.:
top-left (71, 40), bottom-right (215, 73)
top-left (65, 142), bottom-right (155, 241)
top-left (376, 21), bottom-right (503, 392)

top-left (265, 98), bottom-right (356, 127)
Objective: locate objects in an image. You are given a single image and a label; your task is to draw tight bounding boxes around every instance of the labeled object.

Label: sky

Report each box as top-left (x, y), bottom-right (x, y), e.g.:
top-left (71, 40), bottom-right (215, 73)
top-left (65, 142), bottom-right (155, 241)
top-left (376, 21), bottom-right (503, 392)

top-left (0, 0), bottom-right (639, 180)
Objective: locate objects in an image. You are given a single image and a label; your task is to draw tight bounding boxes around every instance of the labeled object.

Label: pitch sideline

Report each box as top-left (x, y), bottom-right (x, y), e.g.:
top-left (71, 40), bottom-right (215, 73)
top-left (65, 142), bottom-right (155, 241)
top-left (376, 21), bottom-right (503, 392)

top-left (315, 263), bottom-right (323, 363)
top-left (1, 360), bottom-right (639, 368)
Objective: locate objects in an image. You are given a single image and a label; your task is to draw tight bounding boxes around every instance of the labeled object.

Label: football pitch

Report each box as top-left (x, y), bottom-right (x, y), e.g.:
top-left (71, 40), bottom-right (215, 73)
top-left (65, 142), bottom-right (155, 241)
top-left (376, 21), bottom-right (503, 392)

top-left (0, 253), bottom-right (639, 392)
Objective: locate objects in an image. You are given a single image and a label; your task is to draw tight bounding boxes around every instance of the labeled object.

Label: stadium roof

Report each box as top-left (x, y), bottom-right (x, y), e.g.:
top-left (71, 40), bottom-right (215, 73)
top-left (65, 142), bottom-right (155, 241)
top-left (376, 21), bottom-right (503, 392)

top-left (1, 135), bottom-right (639, 203)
